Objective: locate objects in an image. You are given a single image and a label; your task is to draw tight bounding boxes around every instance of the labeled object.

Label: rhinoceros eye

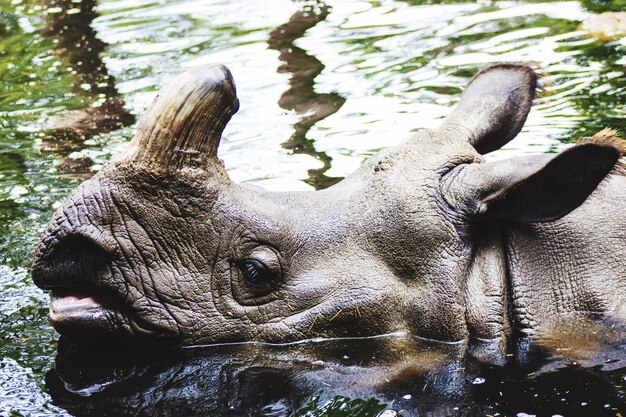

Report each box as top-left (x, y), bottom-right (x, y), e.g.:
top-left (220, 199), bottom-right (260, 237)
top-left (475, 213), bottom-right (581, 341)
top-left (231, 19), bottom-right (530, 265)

top-left (232, 247), bottom-right (283, 303)
top-left (238, 258), bottom-right (273, 285)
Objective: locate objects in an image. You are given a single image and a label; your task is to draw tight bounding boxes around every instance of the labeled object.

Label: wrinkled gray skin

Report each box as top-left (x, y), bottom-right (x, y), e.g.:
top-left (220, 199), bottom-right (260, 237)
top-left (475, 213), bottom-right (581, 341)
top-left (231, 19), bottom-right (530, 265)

top-left (32, 63), bottom-right (626, 351)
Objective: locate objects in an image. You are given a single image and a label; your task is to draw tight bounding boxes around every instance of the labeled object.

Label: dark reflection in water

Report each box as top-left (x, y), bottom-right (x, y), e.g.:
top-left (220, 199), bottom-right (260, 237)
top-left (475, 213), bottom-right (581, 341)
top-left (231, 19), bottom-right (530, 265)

top-left (46, 326), bottom-right (625, 417)
top-left (268, 2), bottom-right (346, 190)
top-left (41, 0), bottom-right (134, 179)
top-left (46, 336), bottom-right (465, 416)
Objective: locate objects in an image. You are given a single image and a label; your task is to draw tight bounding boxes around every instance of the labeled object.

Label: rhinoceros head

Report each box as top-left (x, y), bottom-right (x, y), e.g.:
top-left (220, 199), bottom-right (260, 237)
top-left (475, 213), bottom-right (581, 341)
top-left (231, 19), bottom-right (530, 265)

top-left (32, 64), bottom-right (620, 346)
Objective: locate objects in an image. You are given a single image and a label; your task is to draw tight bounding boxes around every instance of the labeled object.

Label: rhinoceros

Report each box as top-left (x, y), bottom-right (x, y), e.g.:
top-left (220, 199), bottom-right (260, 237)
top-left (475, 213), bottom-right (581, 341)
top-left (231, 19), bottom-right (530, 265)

top-left (31, 63), bottom-right (626, 352)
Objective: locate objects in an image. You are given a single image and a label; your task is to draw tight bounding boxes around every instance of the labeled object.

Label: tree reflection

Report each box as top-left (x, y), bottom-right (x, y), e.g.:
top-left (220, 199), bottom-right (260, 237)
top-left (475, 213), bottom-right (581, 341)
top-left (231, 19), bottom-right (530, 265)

top-left (41, 0), bottom-right (134, 179)
top-left (268, 2), bottom-right (346, 190)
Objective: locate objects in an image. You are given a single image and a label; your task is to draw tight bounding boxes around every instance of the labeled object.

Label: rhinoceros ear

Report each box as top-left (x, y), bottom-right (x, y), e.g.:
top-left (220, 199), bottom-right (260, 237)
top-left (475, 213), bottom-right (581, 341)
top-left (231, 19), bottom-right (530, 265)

top-left (125, 65), bottom-right (239, 171)
top-left (440, 63), bottom-right (541, 155)
top-left (443, 143), bottom-right (620, 223)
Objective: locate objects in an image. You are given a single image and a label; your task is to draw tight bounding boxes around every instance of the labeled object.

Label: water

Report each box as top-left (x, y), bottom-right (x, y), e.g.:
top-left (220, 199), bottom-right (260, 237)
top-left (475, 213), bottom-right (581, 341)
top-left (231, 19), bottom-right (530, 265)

top-left (0, 0), bottom-right (625, 415)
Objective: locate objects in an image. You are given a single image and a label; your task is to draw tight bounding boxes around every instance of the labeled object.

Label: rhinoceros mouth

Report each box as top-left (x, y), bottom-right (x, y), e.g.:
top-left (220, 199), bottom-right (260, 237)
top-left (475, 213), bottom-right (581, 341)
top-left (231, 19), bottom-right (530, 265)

top-left (50, 288), bottom-right (120, 321)
top-left (48, 287), bottom-right (164, 341)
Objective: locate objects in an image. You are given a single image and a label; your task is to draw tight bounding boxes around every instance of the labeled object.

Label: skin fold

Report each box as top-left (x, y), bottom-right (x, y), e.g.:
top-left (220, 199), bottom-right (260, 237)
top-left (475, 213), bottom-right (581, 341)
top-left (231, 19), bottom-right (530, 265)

top-left (31, 63), bottom-right (626, 357)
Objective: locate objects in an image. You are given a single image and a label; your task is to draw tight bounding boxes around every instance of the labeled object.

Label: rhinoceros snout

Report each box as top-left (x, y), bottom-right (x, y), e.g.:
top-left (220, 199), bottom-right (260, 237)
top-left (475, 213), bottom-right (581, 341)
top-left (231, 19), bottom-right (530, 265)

top-left (31, 225), bottom-right (132, 338)
top-left (32, 231), bottom-right (116, 291)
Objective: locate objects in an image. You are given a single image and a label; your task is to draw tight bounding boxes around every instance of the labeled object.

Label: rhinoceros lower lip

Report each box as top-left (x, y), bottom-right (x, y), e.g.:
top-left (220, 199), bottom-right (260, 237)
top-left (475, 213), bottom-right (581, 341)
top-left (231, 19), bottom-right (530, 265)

top-left (48, 288), bottom-right (169, 341)
top-left (49, 288), bottom-right (119, 321)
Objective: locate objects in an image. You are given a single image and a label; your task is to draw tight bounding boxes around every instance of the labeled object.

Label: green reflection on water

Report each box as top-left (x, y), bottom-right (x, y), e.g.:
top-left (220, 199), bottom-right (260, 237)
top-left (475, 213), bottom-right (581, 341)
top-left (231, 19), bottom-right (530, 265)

top-left (568, 39), bottom-right (626, 138)
top-left (295, 395), bottom-right (387, 417)
top-left (0, 2), bottom-right (79, 113)
top-left (0, 0), bottom-right (85, 396)
top-left (582, 0), bottom-right (626, 12)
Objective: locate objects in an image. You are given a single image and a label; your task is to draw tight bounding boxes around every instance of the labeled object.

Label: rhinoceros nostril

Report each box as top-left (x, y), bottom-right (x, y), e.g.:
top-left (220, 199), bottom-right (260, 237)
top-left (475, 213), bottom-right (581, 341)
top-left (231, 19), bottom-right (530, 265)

top-left (32, 233), bottom-right (116, 290)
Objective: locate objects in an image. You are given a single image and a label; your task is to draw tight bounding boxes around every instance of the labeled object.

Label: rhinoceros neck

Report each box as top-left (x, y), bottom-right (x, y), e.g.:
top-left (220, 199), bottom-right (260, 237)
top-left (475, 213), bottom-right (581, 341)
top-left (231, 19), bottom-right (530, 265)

top-left (504, 169), bottom-right (626, 336)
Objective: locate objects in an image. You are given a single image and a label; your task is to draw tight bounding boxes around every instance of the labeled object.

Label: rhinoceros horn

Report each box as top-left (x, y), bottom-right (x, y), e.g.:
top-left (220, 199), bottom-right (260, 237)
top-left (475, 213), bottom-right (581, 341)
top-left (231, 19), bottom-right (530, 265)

top-left (126, 65), bottom-right (240, 170)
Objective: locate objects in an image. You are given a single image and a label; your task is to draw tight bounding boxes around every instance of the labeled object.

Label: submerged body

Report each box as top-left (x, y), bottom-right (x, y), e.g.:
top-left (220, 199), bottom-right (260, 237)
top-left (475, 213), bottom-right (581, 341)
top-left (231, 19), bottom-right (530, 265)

top-left (31, 63), bottom-right (626, 356)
